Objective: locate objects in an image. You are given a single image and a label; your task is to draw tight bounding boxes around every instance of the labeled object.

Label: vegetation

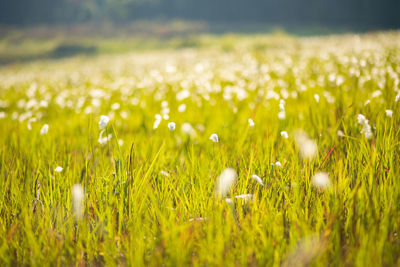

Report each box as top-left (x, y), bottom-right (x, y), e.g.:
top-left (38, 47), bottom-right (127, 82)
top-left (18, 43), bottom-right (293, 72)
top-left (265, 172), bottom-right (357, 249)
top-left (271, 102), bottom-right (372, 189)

top-left (0, 31), bottom-right (399, 266)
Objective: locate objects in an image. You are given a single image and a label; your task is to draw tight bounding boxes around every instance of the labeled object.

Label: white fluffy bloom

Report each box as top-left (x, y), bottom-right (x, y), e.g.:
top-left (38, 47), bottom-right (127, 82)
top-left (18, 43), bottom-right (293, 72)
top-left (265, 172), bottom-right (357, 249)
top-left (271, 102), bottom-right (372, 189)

top-left (314, 94), bottom-right (320, 103)
top-left (215, 168), bottom-right (237, 196)
top-left (98, 130), bottom-right (112, 145)
top-left (40, 124), bottom-right (49, 135)
top-left (178, 104), bottom-right (186, 112)
top-left (181, 122), bottom-right (197, 138)
top-left (168, 122), bottom-right (176, 131)
top-left (251, 174), bottom-right (264, 186)
top-left (275, 161), bottom-right (281, 167)
top-left (209, 133), bottom-right (219, 143)
top-left (357, 114), bottom-right (366, 125)
top-left (72, 184), bottom-right (84, 220)
top-left (311, 172), bottom-right (330, 189)
top-left (395, 92), bottom-right (400, 102)
top-left (160, 170), bottom-right (170, 177)
top-left (362, 120), bottom-right (373, 139)
top-left (281, 131), bottom-right (289, 139)
top-left (248, 118), bottom-right (255, 128)
top-left (278, 111), bottom-right (286, 120)
top-left (27, 117), bottom-right (37, 130)
top-left (385, 110), bottom-right (393, 118)
top-left (54, 166), bottom-right (63, 173)
top-left (99, 115), bottom-right (110, 129)
top-left (337, 130), bottom-right (344, 137)
top-left (294, 130), bottom-right (317, 159)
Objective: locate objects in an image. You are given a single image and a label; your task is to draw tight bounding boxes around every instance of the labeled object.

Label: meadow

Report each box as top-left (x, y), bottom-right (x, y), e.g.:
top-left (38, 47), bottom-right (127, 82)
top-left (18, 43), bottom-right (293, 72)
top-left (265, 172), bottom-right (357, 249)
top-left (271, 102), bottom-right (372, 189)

top-left (0, 31), bottom-right (399, 266)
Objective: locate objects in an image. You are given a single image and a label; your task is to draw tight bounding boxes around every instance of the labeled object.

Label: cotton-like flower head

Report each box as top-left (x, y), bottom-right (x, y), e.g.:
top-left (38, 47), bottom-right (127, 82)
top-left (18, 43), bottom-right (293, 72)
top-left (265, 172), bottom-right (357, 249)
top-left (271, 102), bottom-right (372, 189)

top-left (311, 172), bottom-right (330, 189)
top-left (27, 117), bottom-right (37, 130)
top-left (55, 166), bottom-right (63, 173)
top-left (251, 174), bottom-right (264, 186)
top-left (281, 131), bottom-right (289, 139)
top-left (168, 122), bottom-right (176, 131)
top-left (357, 114), bottom-right (366, 125)
top-left (278, 111), bottom-right (286, 120)
top-left (337, 130), bottom-right (344, 137)
top-left (40, 124), bottom-right (49, 135)
top-left (362, 120), bottom-right (373, 139)
top-left (99, 115), bottom-right (110, 130)
top-left (215, 168), bottom-right (237, 197)
top-left (248, 118), bottom-right (255, 128)
top-left (98, 130), bottom-right (112, 145)
top-left (314, 94), bottom-right (320, 103)
top-left (72, 184), bottom-right (84, 220)
top-left (385, 110), bottom-right (393, 118)
top-left (178, 104), bottom-right (186, 113)
top-left (209, 133), bottom-right (219, 143)
top-left (160, 170), bottom-right (170, 177)
top-left (275, 161), bottom-right (281, 167)
top-left (181, 122), bottom-right (197, 138)
top-left (294, 130), bottom-right (317, 159)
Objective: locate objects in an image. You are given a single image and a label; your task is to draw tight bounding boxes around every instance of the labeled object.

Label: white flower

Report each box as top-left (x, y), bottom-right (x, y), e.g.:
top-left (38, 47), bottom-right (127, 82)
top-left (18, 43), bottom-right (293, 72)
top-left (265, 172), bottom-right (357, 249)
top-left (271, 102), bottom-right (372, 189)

top-left (337, 130), bottom-right (344, 137)
top-left (248, 118), bottom-right (255, 128)
top-left (168, 122), bottom-right (176, 131)
top-left (209, 133), bottom-right (219, 143)
top-left (181, 122), bottom-right (197, 138)
top-left (357, 114), bottom-right (366, 125)
top-left (364, 100), bottom-right (370, 106)
top-left (251, 174), bottom-right (264, 186)
top-left (178, 104), bottom-right (186, 113)
top-left (54, 166), bottom-right (63, 173)
top-left (275, 161), bottom-right (281, 167)
top-left (294, 130), bottom-right (317, 159)
top-left (72, 184), bottom-right (84, 220)
top-left (314, 94), bottom-right (320, 103)
top-left (385, 110), bottom-right (393, 118)
top-left (40, 124), bottom-right (49, 135)
top-left (160, 170), bottom-right (170, 177)
top-left (281, 131), bottom-right (289, 139)
top-left (311, 172), bottom-right (330, 189)
top-left (395, 92), bottom-right (400, 102)
top-left (215, 168), bottom-right (237, 197)
top-left (111, 103), bottom-right (120, 110)
top-left (99, 115), bottom-right (110, 129)
top-left (278, 111), bottom-right (286, 120)
top-left (98, 130), bottom-right (112, 145)
top-left (27, 117), bottom-right (37, 130)
top-left (362, 120), bottom-right (373, 139)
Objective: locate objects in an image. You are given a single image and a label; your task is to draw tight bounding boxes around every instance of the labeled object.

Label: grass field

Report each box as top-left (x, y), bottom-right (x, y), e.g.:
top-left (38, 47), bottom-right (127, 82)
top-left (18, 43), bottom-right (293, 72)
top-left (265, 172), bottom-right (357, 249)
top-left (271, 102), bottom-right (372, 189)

top-left (0, 31), bottom-right (399, 266)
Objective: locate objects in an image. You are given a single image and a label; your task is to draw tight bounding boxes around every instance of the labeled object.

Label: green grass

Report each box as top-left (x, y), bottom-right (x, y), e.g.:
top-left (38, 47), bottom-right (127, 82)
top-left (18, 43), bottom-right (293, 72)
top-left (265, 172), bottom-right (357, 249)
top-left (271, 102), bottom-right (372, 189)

top-left (0, 31), bottom-right (399, 266)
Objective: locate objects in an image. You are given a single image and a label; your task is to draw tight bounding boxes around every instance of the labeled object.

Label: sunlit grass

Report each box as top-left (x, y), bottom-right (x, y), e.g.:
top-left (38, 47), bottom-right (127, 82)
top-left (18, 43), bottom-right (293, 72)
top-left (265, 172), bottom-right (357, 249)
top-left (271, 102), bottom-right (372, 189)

top-left (0, 32), bottom-right (399, 266)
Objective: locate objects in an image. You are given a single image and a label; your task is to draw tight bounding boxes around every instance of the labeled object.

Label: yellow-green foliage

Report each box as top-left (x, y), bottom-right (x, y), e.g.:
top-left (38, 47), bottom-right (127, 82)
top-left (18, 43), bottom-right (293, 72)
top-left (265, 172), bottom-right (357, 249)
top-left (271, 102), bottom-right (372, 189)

top-left (0, 32), bottom-right (399, 266)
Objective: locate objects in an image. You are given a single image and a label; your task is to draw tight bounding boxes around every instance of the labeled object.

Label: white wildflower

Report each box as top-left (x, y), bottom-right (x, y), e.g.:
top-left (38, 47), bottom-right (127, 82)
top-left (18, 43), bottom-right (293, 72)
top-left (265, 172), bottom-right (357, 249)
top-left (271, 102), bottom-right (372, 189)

top-left (209, 133), bottom-right (219, 143)
top-left (385, 110), bottom-right (393, 118)
top-left (281, 131), bottom-right (289, 139)
top-left (314, 94), bottom-right (320, 103)
top-left (248, 118), bottom-right (255, 128)
top-left (311, 172), bottom-right (330, 189)
top-left (40, 124), bottom-right (49, 135)
top-left (275, 161), bottom-right (281, 167)
top-left (251, 174), bottom-right (264, 186)
top-left (168, 122), bottom-right (176, 131)
top-left (54, 166), bottom-right (63, 173)
top-left (294, 130), bottom-right (317, 159)
top-left (99, 115), bottom-right (110, 129)
top-left (215, 168), bottom-right (237, 197)
top-left (72, 184), bottom-right (84, 220)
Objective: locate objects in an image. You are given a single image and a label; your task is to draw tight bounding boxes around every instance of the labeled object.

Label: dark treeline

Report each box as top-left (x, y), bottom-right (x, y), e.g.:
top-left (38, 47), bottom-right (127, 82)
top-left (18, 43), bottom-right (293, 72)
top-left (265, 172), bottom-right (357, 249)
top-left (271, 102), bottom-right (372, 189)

top-left (1, 0), bottom-right (399, 29)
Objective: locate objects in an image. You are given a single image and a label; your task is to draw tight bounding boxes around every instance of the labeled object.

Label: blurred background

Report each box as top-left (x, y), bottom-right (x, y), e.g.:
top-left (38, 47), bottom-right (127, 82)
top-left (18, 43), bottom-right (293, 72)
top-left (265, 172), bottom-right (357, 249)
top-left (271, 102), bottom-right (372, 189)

top-left (0, 0), bottom-right (399, 64)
